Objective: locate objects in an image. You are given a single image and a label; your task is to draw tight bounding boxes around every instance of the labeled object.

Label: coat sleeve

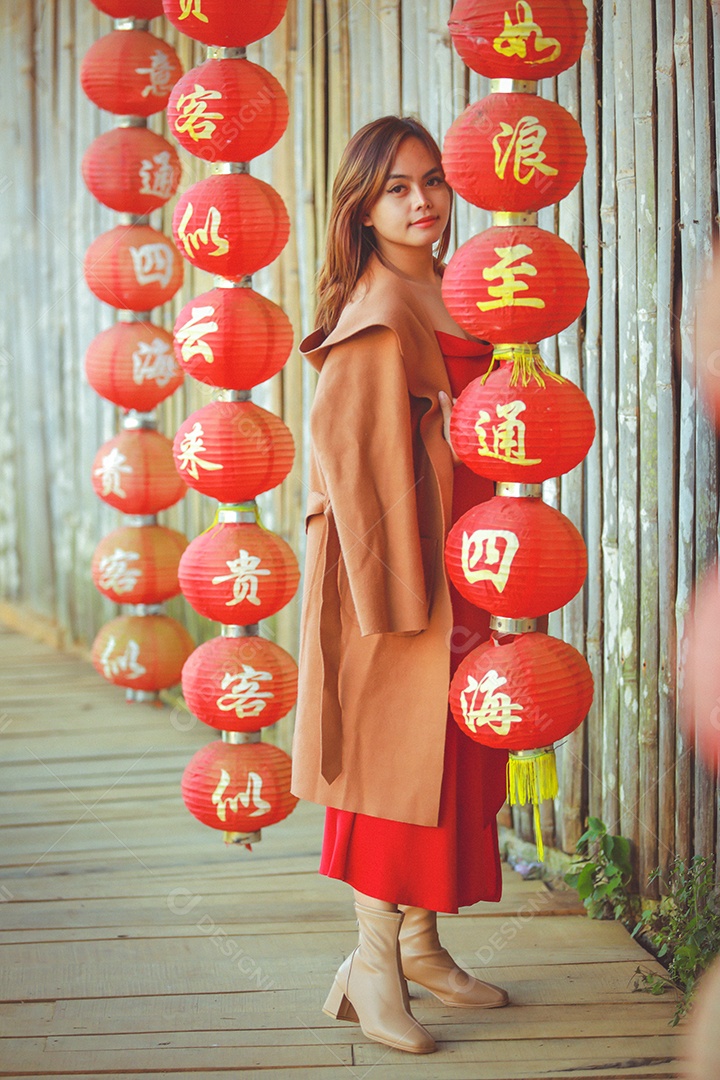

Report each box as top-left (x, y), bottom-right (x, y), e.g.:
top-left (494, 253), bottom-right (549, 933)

top-left (310, 325), bottom-right (430, 637)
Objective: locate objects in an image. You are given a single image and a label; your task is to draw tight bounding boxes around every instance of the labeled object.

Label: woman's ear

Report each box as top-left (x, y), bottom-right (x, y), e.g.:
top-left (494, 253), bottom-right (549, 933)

top-left (361, 212), bottom-right (372, 227)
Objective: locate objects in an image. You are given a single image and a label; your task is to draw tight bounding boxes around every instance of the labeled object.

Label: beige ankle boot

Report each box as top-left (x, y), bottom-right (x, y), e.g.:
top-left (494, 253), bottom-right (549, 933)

top-left (399, 906), bottom-right (509, 1009)
top-left (323, 902), bottom-right (437, 1054)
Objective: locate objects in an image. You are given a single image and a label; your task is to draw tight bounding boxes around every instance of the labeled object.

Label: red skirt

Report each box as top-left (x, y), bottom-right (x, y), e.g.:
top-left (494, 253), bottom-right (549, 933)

top-left (319, 332), bottom-right (508, 913)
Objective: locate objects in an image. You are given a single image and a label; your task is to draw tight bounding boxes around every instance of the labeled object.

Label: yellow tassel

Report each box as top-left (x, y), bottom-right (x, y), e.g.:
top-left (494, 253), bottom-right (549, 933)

top-left (506, 747), bottom-right (559, 863)
top-left (487, 343), bottom-right (568, 388)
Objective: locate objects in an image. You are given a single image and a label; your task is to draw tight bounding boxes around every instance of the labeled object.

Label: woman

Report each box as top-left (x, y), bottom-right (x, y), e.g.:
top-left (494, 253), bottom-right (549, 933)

top-left (291, 116), bottom-right (509, 1055)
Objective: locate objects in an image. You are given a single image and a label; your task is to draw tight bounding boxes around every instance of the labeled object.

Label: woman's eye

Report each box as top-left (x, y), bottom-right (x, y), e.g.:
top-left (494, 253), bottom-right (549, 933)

top-left (428, 176), bottom-right (445, 186)
top-left (388, 184), bottom-right (405, 194)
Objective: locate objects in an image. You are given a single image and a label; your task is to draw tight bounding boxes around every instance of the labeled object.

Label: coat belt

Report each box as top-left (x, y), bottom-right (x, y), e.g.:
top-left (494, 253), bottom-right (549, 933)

top-left (305, 491), bottom-right (344, 785)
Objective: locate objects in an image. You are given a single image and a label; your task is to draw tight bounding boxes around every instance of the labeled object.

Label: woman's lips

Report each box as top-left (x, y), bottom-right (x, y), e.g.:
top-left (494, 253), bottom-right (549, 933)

top-left (411, 216), bottom-right (439, 228)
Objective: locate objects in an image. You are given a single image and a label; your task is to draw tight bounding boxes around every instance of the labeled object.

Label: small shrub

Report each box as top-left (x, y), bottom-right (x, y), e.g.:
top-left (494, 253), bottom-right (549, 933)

top-left (564, 816), bottom-right (635, 922)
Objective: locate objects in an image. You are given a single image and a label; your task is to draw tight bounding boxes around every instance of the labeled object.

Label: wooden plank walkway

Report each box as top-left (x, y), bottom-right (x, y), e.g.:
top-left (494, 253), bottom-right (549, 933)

top-left (0, 624), bottom-right (686, 1078)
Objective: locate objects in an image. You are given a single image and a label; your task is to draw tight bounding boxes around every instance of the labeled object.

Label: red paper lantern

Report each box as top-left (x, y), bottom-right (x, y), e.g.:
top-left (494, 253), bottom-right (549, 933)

top-left (92, 525), bottom-right (188, 603)
top-left (172, 174), bottom-right (290, 280)
top-left (450, 359), bottom-right (595, 482)
top-left (443, 94), bottom-right (586, 212)
top-left (442, 225), bottom-right (588, 343)
top-left (90, 0), bottom-right (164, 16)
top-left (178, 521), bottom-right (300, 624)
top-left (173, 401), bottom-right (295, 501)
top-left (173, 287), bottom-right (293, 390)
top-left (92, 614), bottom-right (194, 691)
top-left (92, 429), bottom-right (187, 514)
top-left (181, 740), bottom-right (297, 832)
top-left (182, 634), bottom-right (298, 731)
top-left (168, 59), bottom-right (288, 163)
top-left (449, 631), bottom-right (593, 749)
top-left (80, 30), bottom-right (183, 116)
top-left (445, 495), bottom-right (587, 617)
top-left (82, 128), bottom-right (181, 214)
top-left (162, 0), bottom-right (287, 47)
top-left (681, 568), bottom-right (720, 771)
top-left (449, 0), bottom-right (587, 80)
top-left (85, 225), bottom-right (184, 311)
top-left (85, 322), bottom-right (183, 410)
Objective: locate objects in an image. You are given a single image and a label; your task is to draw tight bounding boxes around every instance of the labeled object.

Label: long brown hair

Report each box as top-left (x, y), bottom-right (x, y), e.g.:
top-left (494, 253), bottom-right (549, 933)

top-left (314, 116), bottom-right (452, 336)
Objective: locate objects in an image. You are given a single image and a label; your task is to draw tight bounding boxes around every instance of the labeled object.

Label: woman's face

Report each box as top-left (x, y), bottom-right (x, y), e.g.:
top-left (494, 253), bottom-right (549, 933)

top-left (361, 136), bottom-right (450, 258)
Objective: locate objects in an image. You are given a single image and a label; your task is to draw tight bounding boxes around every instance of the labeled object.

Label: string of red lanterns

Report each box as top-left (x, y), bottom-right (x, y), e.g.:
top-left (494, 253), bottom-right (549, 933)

top-left (81, 3), bottom-right (193, 703)
top-left (444, 0), bottom-right (594, 858)
top-left (163, 0), bottom-right (299, 846)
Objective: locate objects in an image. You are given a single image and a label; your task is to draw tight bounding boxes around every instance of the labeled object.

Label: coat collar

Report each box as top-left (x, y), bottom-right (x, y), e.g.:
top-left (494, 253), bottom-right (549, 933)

top-left (299, 254), bottom-right (453, 402)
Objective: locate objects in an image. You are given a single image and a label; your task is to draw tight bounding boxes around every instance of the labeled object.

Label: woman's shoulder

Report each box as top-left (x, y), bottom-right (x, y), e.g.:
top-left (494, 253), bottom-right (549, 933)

top-left (300, 257), bottom-right (431, 366)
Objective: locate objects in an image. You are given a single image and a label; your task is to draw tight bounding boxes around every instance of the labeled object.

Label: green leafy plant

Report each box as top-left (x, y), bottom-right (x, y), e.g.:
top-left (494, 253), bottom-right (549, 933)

top-left (631, 855), bottom-right (720, 1025)
top-left (564, 816), bottom-right (635, 921)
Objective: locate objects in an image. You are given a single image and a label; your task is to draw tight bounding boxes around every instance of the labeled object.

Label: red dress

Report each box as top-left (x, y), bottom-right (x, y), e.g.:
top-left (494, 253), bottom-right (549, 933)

top-left (319, 331), bottom-right (508, 913)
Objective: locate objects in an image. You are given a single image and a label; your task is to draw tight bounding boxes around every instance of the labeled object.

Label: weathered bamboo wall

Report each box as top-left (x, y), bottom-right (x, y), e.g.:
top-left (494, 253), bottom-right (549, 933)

top-left (1, 0), bottom-right (718, 888)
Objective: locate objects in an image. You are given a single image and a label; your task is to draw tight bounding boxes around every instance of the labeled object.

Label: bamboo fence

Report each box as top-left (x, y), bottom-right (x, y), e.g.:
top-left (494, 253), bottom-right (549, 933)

top-left (0, 0), bottom-right (718, 890)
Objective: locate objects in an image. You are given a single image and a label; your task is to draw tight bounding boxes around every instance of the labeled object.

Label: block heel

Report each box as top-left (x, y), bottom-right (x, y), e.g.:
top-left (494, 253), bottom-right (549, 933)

top-left (322, 978), bottom-right (359, 1022)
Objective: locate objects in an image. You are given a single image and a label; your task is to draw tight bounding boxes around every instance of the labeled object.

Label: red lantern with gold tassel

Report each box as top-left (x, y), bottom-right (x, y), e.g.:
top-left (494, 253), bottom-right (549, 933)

top-left (449, 630), bottom-right (594, 856)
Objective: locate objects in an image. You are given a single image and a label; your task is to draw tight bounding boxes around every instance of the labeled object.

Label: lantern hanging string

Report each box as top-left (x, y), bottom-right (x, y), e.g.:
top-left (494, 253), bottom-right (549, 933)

top-left (481, 344), bottom-right (568, 388)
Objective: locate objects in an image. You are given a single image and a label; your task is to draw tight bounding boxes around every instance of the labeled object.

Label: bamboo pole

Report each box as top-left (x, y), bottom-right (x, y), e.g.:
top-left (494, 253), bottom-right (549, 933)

top-left (673, 0), bottom-right (697, 866)
top-left (600, 0), bottom-right (620, 834)
top-left (631, 0), bottom-right (660, 896)
top-left (579, 0), bottom-right (604, 831)
top-left (556, 60), bottom-right (585, 853)
top-left (691, 0), bottom-right (717, 860)
top-left (655, 0), bottom-right (679, 885)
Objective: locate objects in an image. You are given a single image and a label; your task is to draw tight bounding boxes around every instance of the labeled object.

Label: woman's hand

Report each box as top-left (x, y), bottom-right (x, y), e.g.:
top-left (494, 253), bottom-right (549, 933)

top-left (439, 390), bottom-right (461, 466)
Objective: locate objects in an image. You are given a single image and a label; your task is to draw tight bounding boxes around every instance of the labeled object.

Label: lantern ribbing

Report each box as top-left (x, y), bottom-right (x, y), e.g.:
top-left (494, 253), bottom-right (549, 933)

top-left (81, 7), bottom-right (191, 704)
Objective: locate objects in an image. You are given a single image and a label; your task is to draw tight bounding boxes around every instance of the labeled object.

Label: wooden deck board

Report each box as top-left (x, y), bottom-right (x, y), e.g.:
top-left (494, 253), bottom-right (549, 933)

top-left (0, 627), bottom-right (685, 1078)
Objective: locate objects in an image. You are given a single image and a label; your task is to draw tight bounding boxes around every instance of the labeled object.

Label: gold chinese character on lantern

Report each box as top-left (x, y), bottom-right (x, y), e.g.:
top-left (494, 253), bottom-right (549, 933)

top-left (212, 549), bottom-right (272, 607)
top-left (177, 203), bottom-right (229, 259)
top-left (211, 768), bottom-right (271, 821)
top-left (477, 244), bottom-right (546, 311)
top-left (98, 548), bottom-right (142, 594)
top-left (460, 669), bottom-right (524, 736)
top-left (174, 85), bottom-right (224, 142)
top-left (493, 116), bottom-right (559, 185)
top-left (179, 0), bottom-right (209, 23)
top-left (461, 528), bottom-right (519, 593)
top-left (94, 447), bottom-right (132, 498)
top-left (136, 50), bottom-right (176, 98)
top-left (475, 401), bottom-right (541, 466)
top-left (132, 338), bottom-right (178, 387)
top-left (493, 1), bottom-right (561, 65)
top-left (129, 242), bottom-right (174, 288)
top-left (176, 421), bottom-right (223, 481)
top-left (138, 151), bottom-right (177, 198)
top-left (175, 306), bottom-right (219, 366)
top-left (216, 665), bottom-right (274, 719)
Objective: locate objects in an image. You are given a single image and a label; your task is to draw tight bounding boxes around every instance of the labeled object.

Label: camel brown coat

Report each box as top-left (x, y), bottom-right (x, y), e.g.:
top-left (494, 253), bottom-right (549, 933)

top-left (291, 254), bottom-right (460, 828)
